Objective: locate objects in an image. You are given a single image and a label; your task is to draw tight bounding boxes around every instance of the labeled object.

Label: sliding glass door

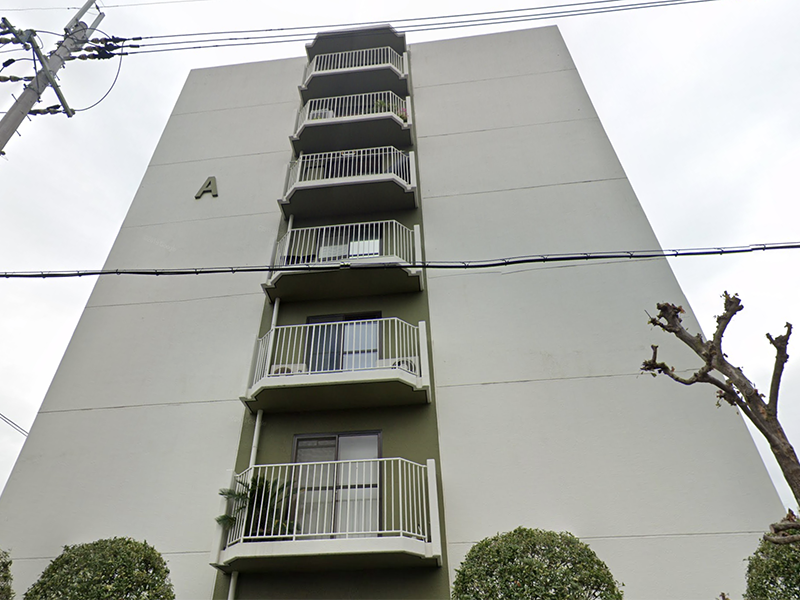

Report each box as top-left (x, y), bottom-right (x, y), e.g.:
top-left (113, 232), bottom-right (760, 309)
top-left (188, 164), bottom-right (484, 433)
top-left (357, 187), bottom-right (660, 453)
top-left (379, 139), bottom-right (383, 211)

top-left (294, 433), bottom-right (380, 538)
top-left (306, 313), bottom-right (380, 373)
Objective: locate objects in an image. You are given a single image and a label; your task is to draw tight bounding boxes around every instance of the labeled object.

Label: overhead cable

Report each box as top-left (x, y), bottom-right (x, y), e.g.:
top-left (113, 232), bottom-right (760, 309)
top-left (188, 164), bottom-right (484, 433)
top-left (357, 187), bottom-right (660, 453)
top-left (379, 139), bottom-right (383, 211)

top-left (128, 0), bottom-right (681, 40)
top-left (1, 0), bottom-right (208, 11)
top-left (1, 242), bottom-right (798, 280)
top-left (82, 0), bottom-right (724, 56)
top-left (0, 411), bottom-right (28, 437)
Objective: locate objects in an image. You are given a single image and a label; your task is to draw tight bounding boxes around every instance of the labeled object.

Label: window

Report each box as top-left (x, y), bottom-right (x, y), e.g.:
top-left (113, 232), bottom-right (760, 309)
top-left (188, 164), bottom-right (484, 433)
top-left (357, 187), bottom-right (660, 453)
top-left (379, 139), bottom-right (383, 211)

top-left (293, 432), bottom-right (381, 537)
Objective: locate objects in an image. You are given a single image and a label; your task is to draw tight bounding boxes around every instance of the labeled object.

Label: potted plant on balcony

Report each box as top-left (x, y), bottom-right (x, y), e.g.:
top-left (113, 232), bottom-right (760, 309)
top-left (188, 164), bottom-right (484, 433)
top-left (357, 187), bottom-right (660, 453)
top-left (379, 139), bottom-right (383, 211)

top-left (217, 476), bottom-right (300, 540)
top-left (372, 99), bottom-right (407, 123)
top-left (373, 99), bottom-right (388, 114)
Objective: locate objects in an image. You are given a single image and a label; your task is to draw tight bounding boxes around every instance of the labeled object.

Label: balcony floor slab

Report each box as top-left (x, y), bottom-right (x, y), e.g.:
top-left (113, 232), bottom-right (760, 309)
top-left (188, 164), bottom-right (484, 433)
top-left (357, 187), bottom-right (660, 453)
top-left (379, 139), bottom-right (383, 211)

top-left (300, 68), bottom-right (408, 102)
top-left (280, 179), bottom-right (417, 219)
top-left (292, 115), bottom-right (412, 154)
top-left (216, 537), bottom-right (439, 573)
top-left (264, 264), bottom-right (422, 302)
top-left (246, 375), bottom-right (429, 413)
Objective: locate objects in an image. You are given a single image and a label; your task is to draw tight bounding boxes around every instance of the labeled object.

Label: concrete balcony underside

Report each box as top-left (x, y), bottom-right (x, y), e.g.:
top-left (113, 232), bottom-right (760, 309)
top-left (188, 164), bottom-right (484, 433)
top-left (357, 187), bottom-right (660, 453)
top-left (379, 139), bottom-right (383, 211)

top-left (292, 115), bottom-right (412, 155)
top-left (246, 373), bottom-right (430, 413)
top-left (300, 68), bottom-right (408, 103)
top-left (216, 537), bottom-right (439, 573)
top-left (264, 264), bottom-right (422, 302)
top-left (279, 179), bottom-right (417, 219)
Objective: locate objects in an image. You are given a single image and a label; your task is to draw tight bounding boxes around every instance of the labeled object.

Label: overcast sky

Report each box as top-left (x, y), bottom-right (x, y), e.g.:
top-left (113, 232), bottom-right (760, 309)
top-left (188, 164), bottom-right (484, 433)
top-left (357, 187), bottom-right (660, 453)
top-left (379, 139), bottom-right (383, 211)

top-left (1, 0), bottom-right (798, 509)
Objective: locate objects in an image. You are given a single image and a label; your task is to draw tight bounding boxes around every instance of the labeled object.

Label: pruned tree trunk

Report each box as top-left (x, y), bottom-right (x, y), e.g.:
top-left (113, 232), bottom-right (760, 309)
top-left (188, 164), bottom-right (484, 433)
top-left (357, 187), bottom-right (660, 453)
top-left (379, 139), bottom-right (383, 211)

top-left (642, 293), bottom-right (800, 541)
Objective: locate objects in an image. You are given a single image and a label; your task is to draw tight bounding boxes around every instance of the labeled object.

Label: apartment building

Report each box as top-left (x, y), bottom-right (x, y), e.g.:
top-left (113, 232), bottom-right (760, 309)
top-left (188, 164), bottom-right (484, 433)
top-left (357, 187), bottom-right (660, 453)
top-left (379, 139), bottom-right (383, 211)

top-left (0, 25), bottom-right (784, 599)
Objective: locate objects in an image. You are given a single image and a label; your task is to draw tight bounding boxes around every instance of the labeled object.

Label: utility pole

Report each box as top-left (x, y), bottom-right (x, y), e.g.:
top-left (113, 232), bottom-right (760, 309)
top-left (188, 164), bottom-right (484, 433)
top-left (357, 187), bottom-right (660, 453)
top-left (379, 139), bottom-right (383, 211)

top-left (0, 0), bottom-right (104, 154)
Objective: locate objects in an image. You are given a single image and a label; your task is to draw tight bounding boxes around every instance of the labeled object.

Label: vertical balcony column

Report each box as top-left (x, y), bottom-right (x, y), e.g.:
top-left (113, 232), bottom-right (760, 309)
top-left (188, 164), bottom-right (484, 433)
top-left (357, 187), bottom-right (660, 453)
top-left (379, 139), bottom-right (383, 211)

top-left (426, 459), bottom-right (443, 565)
top-left (249, 409), bottom-right (264, 469)
top-left (227, 571), bottom-right (238, 600)
top-left (284, 215), bottom-right (294, 270)
top-left (262, 297), bottom-right (280, 382)
top-left (418, 320), bottom-right (429, 383)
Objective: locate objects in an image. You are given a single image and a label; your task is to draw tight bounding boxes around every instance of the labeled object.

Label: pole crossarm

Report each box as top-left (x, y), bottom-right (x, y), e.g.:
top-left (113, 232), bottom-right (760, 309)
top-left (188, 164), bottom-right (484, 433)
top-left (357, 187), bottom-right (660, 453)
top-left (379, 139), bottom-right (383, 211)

top-left (0, 0), bottom-right (105, 154)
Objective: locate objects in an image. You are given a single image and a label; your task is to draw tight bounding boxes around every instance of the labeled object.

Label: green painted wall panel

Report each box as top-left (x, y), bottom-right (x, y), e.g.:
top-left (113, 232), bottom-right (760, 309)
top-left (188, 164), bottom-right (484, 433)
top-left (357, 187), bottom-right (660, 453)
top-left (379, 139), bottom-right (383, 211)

top-left (256, 404), bottom-right (438, 465)
top-left (236, 567), bottom-right (449, 599)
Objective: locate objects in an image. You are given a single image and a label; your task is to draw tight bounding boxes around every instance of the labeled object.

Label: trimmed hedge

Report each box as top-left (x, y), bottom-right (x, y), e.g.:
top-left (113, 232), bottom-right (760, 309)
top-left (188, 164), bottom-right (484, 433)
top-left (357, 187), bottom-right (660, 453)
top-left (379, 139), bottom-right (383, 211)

top-left (24, 537), bottom-right (174, 600)
top-left (452, 527), bottom-right (623, 600)
top-left (744, 535), bottom-right (800, 600)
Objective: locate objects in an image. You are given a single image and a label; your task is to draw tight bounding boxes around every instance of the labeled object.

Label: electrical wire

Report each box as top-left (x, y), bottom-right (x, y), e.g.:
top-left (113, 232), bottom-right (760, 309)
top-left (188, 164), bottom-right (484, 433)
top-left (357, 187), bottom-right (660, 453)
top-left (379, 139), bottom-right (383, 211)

top-left (103, 0), bottom-right (212, 6)
top-left (84, 0), bottom-right (725, 56)
top-left (121, 0), bottom-right (715, 54)
top-left (124, 0), bottom-right (717, 53)
top-left (0, 0), bottom-right (209, 10)
top-left (73, 40), bottom-right (122, 110)
top-left (1, 242), bottom-right (797, 280)
top-left (132, 0), bottom-right (660, 40)
top-left (67, 27), bottom-right (125, 111)
top-left (0, 411), bottom-right (28, 437)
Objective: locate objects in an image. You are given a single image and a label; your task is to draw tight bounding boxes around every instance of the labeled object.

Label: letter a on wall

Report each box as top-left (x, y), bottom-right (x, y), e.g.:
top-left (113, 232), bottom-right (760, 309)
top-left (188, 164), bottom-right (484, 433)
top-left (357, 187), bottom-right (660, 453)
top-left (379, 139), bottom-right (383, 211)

top-left (195, 176), bottom-right (218, 199)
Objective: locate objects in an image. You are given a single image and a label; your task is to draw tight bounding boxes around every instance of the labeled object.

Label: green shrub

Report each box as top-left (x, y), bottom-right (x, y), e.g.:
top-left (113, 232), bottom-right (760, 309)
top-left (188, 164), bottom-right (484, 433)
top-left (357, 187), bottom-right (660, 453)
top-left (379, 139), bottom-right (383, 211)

top-left (0, 548), bottom-right (13, 600)
top-left (452, 527), bottom-right (623, 600)
top-left (24, 537), bottom-right (174, 600)
top-left (744, 535), bottom-right (800, 600)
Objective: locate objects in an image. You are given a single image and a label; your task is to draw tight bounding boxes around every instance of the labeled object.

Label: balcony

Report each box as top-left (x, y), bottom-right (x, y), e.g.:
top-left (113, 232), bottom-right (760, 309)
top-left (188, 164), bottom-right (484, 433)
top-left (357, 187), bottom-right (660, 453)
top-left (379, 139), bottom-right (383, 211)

top-left (279, 146), bottom-right (417, 219)
top-left (246, 318), bottom-right (430, 412)
top-left (305, 26), bottom-right (406, 61)
top-left (292, 91), bottom-right (412, 154)
top-left (215, 458), bottom-right (441, 572)
top-left (300, 46), bottom-right (409, 102)
top-left (263, 220), bottom-right (422, 302)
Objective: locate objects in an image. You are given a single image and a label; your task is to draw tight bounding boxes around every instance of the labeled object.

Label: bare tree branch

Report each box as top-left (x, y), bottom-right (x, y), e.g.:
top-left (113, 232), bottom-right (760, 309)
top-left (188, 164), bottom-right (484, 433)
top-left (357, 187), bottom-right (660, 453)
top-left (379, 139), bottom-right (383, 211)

top-left (769, 521), bottom-right (799, 534)
top-left (647, 303), bottom-right (706, 354)
top-left (642, 345), bottom-right (737, 400)
top-left (644, 293), bottom-right (800, 520)
top-left (710, 292), bottom-right (743, 356)
top-left (767, 323), bottom-right (792, 418)
top-left (764, 533), bottom-right (800, 544)
top-left (764, 511), bottom-right (800, 544)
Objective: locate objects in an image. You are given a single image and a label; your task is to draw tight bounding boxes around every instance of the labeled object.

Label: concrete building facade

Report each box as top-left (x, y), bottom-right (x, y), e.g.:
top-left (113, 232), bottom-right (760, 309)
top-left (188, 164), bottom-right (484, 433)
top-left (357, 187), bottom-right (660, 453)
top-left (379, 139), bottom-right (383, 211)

top-left (0, 25), bottom-right (784, 599)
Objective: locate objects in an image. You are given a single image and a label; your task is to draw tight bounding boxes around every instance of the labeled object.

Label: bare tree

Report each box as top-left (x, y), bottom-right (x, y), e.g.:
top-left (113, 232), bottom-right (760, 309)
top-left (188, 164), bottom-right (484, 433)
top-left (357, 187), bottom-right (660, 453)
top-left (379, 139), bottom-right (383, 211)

top-left (642, 292), bottom-right (799, 544)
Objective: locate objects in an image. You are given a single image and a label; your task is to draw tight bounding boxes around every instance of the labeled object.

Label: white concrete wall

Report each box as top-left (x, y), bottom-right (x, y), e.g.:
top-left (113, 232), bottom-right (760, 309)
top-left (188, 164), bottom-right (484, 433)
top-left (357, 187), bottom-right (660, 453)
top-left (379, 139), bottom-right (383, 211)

top-left (0, 57), bottom-right (304, 597)
top-left (0, 26), bottom-right (785, 600)
top-left (412, 27), bottom-right (784, 599)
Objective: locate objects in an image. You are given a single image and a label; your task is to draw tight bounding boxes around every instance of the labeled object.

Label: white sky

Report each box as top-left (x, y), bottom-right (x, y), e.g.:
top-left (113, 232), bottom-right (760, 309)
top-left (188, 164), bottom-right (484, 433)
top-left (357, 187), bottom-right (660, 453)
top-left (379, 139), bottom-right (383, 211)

top-left (0, 0), bottom-right (798, 510)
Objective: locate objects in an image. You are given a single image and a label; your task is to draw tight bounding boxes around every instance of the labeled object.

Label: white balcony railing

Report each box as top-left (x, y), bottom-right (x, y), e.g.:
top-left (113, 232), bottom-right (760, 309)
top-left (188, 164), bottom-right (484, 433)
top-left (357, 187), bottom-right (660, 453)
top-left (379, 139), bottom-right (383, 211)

top-left (224, 458), bottom-right (433, 547)
top-left (273, 220), bottom-right (415, 271)
top-left (303, 46), bottom-right (404, 84)
top-left (252, 317), bottom-right (422, 387)
top-left (286, 146), bottom-right (413, 192)
top-left (295, 91), bottom-right (408, 133)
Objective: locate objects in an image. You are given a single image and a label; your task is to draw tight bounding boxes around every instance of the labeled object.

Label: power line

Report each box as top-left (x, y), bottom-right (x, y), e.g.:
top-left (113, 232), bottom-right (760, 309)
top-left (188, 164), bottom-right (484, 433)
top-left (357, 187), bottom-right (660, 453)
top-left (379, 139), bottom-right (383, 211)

top-left (0, 411), bottom-right (28, 437)
top-left (73, 41), bottom-right (122, 110)
top-left (101, 0), bottom-right (211, 6)
top-left (132, 0), bottom-right (666, 40)
top-left (126, 0), bottom-right (722, 53)
top-left (0, 0), bottom-right (208, 11)
top-left (1, 242), bottom-right (797, 280)
top-left (81, 0), bottom-right (724, 56)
